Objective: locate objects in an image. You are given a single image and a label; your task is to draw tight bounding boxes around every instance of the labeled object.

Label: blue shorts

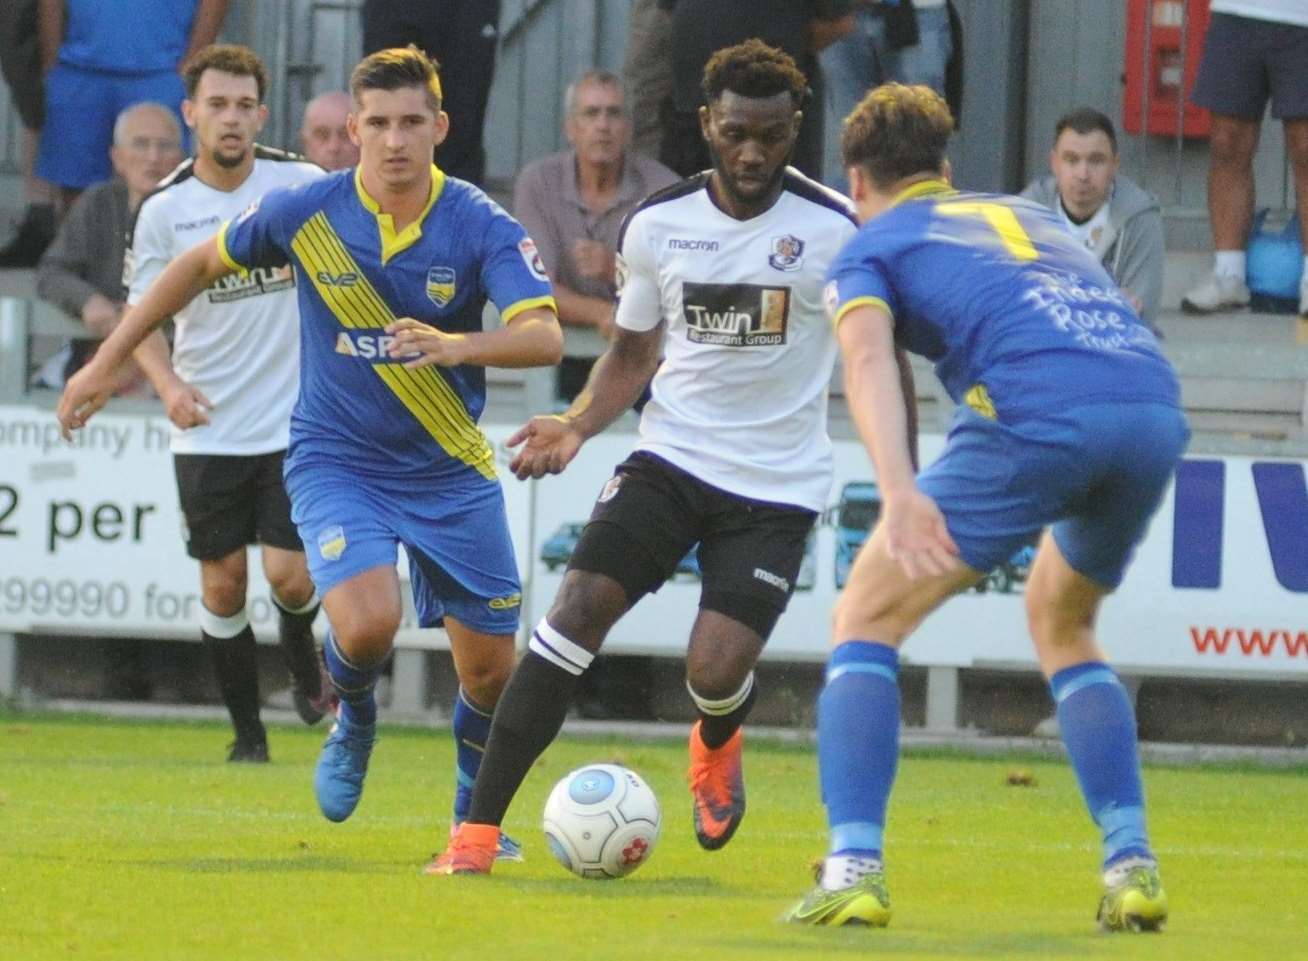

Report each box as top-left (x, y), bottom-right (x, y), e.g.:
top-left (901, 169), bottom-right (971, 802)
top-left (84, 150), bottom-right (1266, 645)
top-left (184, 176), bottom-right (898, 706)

top-left (285, 464), bottom-right (522, 636)
top-left (919, 403), bottom-right (1190, 589)
top-left (36, 62), bottom-right (187, 189)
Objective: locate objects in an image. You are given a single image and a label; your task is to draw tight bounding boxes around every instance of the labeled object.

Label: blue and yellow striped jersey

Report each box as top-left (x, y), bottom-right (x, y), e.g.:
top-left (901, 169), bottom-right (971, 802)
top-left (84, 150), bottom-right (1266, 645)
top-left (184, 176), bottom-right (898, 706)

top-left (219, 165), bottom-right (555, 481)
top-left (826, 181), bottom-right (1180, 423)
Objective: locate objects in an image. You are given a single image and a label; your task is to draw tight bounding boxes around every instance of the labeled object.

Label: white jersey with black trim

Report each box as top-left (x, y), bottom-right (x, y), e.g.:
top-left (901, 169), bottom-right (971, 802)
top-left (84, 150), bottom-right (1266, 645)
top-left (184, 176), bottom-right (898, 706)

top-left (614, 168), bottom-right (857, 512)
top-left (127, 147), bottom-right (324, 455)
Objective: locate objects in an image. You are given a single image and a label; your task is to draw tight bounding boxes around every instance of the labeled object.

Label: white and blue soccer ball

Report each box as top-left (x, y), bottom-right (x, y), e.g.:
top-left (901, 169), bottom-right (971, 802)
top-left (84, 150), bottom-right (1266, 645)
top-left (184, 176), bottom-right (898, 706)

top-left (542, 763), bottom-right (661, 880)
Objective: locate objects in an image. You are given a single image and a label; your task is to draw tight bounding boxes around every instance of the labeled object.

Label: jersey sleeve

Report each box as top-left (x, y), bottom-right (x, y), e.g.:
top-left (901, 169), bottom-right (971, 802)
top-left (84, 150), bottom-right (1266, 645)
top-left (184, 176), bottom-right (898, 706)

top-left (478, 203), bottom-right (557, 323)
top-left (825, 231), bottom-right (898, 329)
top-left (215, 183), bottom-right (306, 273)
top-left (612, 210), bottom-right (661, 333)
top-left (125, 194), bottom-right (175, 306)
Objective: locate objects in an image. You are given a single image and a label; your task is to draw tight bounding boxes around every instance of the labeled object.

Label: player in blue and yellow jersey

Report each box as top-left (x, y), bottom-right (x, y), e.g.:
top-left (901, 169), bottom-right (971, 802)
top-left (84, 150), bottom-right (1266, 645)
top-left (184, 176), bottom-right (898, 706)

top-left (57, 46), bottom-right (563, 861)
top-left (786, 84), bottom-right (1185, 932)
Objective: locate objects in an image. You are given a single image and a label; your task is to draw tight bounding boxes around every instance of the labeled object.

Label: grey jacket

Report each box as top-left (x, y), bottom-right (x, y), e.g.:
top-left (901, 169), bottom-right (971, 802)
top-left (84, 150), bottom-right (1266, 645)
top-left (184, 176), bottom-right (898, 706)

top-left (36, 178), bottom-right (130, 319)
top-left (1020, 172), bottom-right (1165, 328)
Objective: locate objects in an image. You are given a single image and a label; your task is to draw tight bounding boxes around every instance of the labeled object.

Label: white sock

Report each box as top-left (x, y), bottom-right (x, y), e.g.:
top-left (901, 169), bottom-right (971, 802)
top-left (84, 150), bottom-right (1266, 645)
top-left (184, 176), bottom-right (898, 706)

top-left (1103, 855), bottom-right (1156, 887)
top-left (1213, 250), bottom-right (1245, 280)
top-left (821, 854), bottom-right (883, 891)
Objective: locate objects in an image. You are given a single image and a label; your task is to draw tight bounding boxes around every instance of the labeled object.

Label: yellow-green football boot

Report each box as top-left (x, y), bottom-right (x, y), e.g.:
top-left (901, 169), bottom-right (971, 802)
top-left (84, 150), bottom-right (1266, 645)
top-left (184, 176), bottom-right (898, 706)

top-left (1097, 862), bottom-right (1168, 932)
top-left (785, 873), bottom-right (891, 928)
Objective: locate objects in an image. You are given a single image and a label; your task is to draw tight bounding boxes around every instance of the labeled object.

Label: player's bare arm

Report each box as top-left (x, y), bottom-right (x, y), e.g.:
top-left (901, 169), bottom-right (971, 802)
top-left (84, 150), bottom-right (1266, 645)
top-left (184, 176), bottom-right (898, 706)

top-left (838, 304), bottom-right (958, 579)
top-left (507, 322), bottom-right (662, 480)
top-left (385, 306), bottom-right (562, 370)
top-left (57, 236), bottom-right (232, 438)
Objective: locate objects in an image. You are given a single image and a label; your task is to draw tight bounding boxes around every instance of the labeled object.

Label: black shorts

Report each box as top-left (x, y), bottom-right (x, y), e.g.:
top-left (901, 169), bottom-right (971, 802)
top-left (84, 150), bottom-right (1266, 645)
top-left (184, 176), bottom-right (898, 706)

top-left (1192, 13), bottom-right (1308, 121)
top-left (173, 451), bottom-right (302, 561)
top-left (568, 452), bottom-right (817, 638)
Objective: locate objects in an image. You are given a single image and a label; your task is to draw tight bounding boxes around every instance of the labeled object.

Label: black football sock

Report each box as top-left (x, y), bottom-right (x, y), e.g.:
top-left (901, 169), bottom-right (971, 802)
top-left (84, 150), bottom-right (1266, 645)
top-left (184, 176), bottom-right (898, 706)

top-left (272, 592), bottom-right (321, 696)
top-left (201, 606), bottom-right (264, 746)
top-left (467, 621), bottom-right (595, 826)
top-left (691, 672), bottom-right (758, 749)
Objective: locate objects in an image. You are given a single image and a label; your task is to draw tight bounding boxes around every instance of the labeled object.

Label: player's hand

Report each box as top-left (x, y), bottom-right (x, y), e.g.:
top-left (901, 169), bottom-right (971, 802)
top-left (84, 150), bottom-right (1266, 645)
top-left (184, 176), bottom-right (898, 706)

top-left (507, 415), bottom-right (583, 480)
top-left (570, 240), bottom-right (615, 282)
top-left (159, 377), bottom-right (214, 431)
top-left (386, 317), bottom-right (470, 369)
top-left (881, 488), bottom-right (961, 580)
top-left (57, 363), bottom-right (118, 439)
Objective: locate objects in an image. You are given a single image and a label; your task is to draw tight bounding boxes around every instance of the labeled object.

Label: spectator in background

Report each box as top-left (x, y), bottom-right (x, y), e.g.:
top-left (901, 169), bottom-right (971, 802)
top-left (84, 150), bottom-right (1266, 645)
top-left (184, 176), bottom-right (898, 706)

top-left (514, 70), bottom-right (677, 403)
top-left (662, 1), bottom-right (855, 179)
top-left (0, 0), bottom-right (56, 267)
top-left (360, 0), bottom-right (500, 186)
top-left (819, 0), bottom-right (962, 193)
top-left (34, 0), bottom-right (227, 210)
top-left (621, 0), bottom-right (676, 160)
top-left (1182, 3), bottom-right (1308, 317)
top-left (300, 90), bottom-right (359, 171)
top-left (34, 102), bottom-right (183, 392)
top-left (1022, 108), bottom-right (1165, 332)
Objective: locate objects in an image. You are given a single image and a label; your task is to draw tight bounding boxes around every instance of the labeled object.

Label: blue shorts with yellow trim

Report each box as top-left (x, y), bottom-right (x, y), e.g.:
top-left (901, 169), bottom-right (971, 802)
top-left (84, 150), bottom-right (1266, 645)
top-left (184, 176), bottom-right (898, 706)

top-left (285, 463), bottom-right (521, 635)
top-left (919, 402), bottom-right (1189, 589)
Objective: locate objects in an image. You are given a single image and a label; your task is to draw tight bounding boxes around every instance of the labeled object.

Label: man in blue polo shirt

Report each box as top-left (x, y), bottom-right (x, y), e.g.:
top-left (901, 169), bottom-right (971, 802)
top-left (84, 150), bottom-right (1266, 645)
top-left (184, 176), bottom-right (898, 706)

top-left (36, 0), bottom-right (228, 205)
top-left (786, 83), bottom-right (1186, 933)
top-left (57, 46), bottom-right (563, 861)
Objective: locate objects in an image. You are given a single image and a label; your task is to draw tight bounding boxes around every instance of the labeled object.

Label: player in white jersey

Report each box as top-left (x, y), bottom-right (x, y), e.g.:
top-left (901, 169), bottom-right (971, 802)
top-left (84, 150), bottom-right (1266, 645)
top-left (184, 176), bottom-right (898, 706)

top-left (127, 46), bottom-right (330, 762)
top-left (433, 40), bottom-right (916, 874)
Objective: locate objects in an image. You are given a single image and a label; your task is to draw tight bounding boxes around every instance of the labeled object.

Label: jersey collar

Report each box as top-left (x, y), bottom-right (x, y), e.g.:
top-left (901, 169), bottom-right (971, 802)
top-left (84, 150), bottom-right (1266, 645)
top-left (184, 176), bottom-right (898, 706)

top-left (889, 178), bottom-right (957, 208)
top-left (354, 163), bottom-right (446, 264)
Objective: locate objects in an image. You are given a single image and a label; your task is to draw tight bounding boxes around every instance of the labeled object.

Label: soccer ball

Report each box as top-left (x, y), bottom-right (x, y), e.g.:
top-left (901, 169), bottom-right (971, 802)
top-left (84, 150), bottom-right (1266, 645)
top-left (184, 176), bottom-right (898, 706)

top-left (542, 763), bottom-right (661, 879)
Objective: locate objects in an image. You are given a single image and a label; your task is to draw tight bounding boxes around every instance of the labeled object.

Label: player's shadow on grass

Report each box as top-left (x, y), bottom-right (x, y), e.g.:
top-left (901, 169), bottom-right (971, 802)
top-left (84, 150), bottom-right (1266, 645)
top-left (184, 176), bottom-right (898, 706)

top-left (499, 876), bottom-right (724, 897)
top-left (131, 855), bottom-right (408, 874)
top-left (728, 931), bottom-right (1097, 956)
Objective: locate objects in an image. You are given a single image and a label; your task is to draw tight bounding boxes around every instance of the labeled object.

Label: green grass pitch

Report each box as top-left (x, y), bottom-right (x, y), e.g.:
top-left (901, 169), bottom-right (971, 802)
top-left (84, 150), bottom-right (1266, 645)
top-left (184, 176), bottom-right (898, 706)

top-left (2, 713), bottom-right (1306, 961)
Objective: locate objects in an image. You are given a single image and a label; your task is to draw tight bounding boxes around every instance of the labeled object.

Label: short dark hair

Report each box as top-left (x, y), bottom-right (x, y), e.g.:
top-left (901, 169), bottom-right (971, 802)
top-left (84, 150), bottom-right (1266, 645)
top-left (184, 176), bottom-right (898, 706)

top-left (1054, 107), bottom-right (1118, 153)
top-left (350, 45), bottom-right (443, 113)
top-left (841, 83), bottom-right (954, 189)
top-left (183, 44), bottom-right (269, 101)
top-left (701, 39), bottom-right (807, 110)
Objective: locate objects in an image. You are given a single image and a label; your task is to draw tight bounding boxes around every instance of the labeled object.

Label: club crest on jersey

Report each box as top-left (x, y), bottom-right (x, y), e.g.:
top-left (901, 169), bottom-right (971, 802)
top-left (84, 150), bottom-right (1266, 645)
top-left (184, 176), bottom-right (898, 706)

top-left (519, 237), bottom-right (549, 282)
top-left (682, 282), bottom-right (790, 347)
top-left (768, 234), bottom-right (805, 272)
top-left (598, 474), bottom-right (623, 503)
top-left (823, 280), bottom-right (840, 321)
top-left (426, 266), bottom-right (457, 307)
top-left (614, 252), bottom-right (629, 297)
top-left (317, 525), bottom-right (346, 561)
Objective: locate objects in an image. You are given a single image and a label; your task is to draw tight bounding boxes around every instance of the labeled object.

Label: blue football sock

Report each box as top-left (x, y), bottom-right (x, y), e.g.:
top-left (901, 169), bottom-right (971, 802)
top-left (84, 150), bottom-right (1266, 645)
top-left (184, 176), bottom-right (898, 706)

top-left (452, 687), bottom-right (493, 822)
top-left (818, 641), bottom-right (901, 860)
top-left (323, 629), bottom-right (379, 730)
top-left (1051, 662), bottom-right (1152, 868)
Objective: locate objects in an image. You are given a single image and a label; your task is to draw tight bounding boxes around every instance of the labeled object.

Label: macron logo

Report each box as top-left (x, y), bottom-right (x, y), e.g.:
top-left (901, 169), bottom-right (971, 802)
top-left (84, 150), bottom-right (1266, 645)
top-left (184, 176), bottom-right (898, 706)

top-left (668, 238), bottom-right (720, 251)
top-left (753, 568), bottom-right (789, 592)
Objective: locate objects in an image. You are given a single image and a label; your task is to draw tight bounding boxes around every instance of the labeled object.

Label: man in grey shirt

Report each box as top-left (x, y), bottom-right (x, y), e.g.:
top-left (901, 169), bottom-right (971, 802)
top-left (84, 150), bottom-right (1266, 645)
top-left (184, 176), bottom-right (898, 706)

top-left (1021, 108), bottom-right (1165, 331)
top-left (35, 101), bottom-right (183, 389)
top-left (513, 69), bottom-right (677, 401)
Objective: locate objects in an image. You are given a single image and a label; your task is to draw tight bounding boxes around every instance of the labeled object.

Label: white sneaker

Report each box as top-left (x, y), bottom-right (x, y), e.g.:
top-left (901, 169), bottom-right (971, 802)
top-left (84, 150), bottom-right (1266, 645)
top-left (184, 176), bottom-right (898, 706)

top-left (1181, 272), bottom-right (1251, 314)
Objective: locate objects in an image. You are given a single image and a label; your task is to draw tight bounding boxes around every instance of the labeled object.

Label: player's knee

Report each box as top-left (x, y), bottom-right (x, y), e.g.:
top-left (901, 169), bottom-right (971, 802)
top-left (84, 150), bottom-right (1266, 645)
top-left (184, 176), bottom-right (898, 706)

top-left (684, 654), bottom-right (750, 702)
top-left (459, 657), bottom-right (513, 707)
top-left (267, 569), bottom-right (315, 609)
top-left (330, 606), bottom-right (401, 665)
top-left (201, 577), bottom-right (246, 618)
top-left (547, 572), bottom-right (626, 650)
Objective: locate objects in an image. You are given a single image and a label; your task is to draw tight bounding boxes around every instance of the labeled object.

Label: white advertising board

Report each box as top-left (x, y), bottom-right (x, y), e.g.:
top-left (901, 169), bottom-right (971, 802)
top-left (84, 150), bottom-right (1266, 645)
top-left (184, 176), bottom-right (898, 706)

top-left (3, 404), bottom-right (1306, 675)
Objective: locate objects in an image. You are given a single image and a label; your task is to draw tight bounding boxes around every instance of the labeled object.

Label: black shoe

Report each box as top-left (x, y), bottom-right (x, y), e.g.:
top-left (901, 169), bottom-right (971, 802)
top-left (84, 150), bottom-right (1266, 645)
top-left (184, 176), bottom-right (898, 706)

top-left (289, 652), bottom-right (336, 726)
top-left (227, 738), bottom-right (270, 763)
top-left (0, 205), bottom-right (56, 268)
